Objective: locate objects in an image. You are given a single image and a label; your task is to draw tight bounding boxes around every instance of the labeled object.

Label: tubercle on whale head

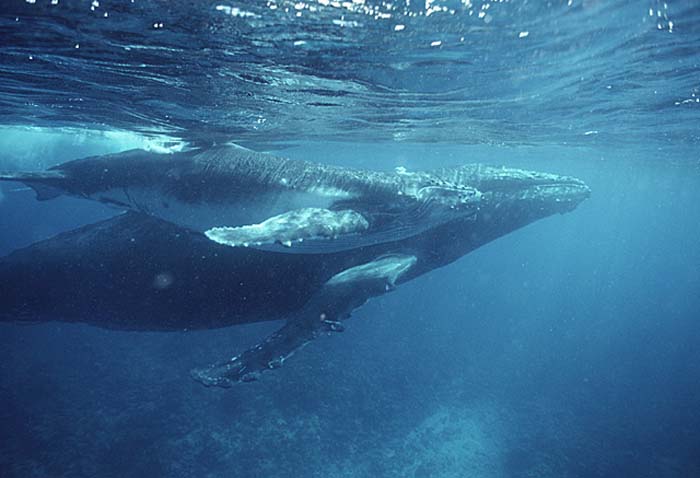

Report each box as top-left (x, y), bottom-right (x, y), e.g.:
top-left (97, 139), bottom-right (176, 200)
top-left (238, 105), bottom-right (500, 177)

top-left (492, 170), bottom-right (590, 214)
top-left (438, 164), bottom-right (590, 215)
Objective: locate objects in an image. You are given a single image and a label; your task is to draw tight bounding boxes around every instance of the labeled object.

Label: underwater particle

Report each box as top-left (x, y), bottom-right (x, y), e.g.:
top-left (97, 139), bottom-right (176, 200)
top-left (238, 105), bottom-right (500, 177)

top-left (153, 272), bottom-right (175, 290)
top-left (430, 40), bottom-right (442, 47)
top-left (74, 43), bottom-right (80, 48)
top-left (394, 24), bottom-right (405, 31)
top-left (518, 31), bottom-right (529, 38)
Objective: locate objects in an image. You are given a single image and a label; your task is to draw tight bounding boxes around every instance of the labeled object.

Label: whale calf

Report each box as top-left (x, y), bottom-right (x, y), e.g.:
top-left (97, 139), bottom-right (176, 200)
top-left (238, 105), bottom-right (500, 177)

top-left (0, 154), bottom-right (590, 386)
top-left (0, 146), bottom-right (484, 253)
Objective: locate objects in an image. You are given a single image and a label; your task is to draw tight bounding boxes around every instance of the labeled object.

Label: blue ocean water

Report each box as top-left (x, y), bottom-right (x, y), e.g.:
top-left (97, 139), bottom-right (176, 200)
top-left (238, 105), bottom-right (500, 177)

top-left (1, 1), bottom-right (699, 477)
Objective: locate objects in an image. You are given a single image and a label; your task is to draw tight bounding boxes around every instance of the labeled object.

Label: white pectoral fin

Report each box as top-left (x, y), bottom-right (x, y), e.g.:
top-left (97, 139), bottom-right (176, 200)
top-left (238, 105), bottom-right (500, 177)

top-left (204, 207), bottom-right (369, 248)
top-left (326, 253), bottom-right (417, 293)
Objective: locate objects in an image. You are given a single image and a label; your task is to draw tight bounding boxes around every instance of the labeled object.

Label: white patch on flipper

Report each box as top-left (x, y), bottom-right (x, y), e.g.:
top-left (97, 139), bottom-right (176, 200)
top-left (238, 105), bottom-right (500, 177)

top-left (327, 254), bottom-right (417, 289)
top-left (205, 208), bottom-right (369, 248)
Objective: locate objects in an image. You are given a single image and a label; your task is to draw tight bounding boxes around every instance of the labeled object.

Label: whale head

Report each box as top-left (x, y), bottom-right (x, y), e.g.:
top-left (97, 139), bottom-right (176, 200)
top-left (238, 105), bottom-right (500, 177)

top-left (415, 164), bottom-right (590, 260)
top-left (476, 166), bottom-right (589, 214)
top-left (434, 164), bottom-right (589, 221)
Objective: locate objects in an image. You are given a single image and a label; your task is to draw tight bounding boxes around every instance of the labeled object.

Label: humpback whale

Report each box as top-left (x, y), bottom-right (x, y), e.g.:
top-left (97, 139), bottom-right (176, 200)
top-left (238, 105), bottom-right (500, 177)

top-left (0, 146), bottom-right (483, 253)
top-left (0, 158), bottom-right (589, 386)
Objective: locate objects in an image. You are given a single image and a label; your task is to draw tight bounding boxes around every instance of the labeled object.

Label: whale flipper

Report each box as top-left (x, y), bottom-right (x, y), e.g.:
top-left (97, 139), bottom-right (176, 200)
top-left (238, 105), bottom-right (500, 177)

top-left (204, 207), bottom-right (370, 249)
top-left (191, 254), bottom-right (417, 387)
top-left (203, 185), bottom-right (481, 253)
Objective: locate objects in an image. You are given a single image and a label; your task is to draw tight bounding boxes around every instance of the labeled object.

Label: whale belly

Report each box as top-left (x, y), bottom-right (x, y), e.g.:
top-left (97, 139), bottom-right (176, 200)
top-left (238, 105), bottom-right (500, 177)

top-left (93, 186), bottom-right (351, 233)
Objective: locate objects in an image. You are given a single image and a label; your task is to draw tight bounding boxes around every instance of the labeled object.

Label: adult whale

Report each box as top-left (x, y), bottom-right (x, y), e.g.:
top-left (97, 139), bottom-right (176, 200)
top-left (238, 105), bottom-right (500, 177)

top-left (0, 162), bottom-right (590, 386)
top-left (0, 145), bottom-right (483, 253)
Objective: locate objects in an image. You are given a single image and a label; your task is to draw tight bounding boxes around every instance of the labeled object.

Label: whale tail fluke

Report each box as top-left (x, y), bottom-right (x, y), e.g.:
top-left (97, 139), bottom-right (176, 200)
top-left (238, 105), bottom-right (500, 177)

top-left (0, 171), bottom-right (66, 200)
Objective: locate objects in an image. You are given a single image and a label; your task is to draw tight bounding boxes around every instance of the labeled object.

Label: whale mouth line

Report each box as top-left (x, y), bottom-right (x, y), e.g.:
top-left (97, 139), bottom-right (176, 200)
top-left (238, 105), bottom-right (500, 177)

top-left (488, 180), bottom-right (590, 197)
top-left (486, 177), bottom-right (588, 191)
top-left (529, 180), bottom-right (590, 193)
